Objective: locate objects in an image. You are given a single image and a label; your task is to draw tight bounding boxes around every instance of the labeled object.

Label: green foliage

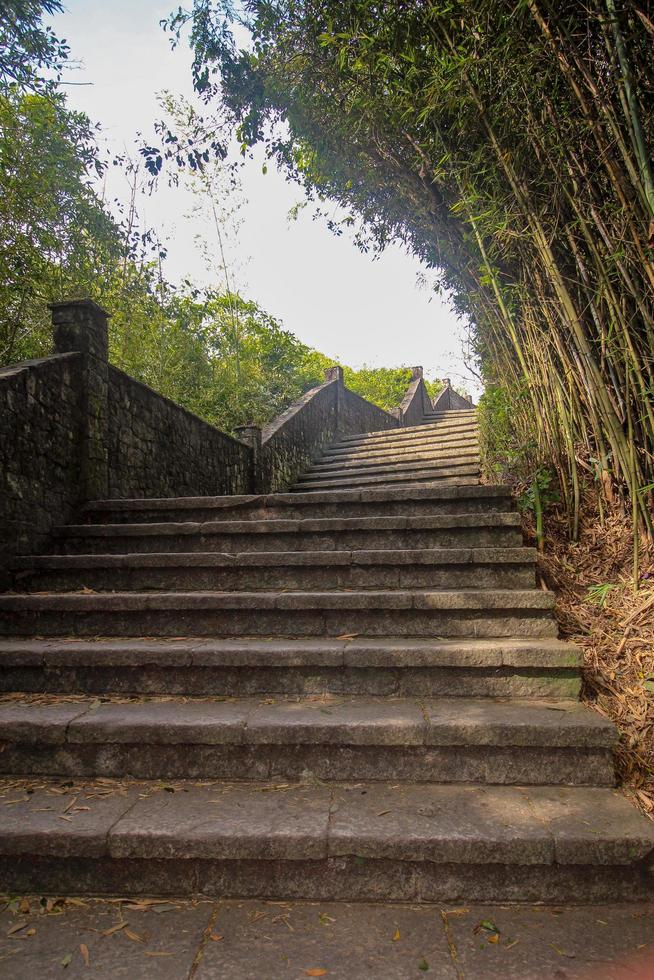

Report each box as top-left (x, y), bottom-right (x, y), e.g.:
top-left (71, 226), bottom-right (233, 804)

top-left (343, 366), bottom-right (411, 412)
top-left (477, 382), bottom-right (540, 485)
top-left (586, 583), bottom-right (618, 608)
top-left (0, 89), bottom-right (120, 363)
top-left (0, 1), bottom-right (69, 96)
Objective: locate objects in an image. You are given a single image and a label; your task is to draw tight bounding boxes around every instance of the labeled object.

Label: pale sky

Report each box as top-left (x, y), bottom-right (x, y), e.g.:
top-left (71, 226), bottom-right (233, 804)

top-left (50, 0), bottom-right (477, 392)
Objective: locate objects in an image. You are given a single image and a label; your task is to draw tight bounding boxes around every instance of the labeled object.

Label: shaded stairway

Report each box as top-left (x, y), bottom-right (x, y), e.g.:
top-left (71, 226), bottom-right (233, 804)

top-left (0, 411), bottom-right (653, 902)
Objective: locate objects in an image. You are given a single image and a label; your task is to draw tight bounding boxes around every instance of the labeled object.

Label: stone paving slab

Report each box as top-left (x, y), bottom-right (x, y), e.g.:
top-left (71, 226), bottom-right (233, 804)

top-left (0, 896), bottom-right (213, 978)
top-left (0, 898), bottom-right (652, 979)
top-left (328, 783), bottom-right (552, 864)
top-left (108, 782), bottom-right (333, 861)
top-left (0, 635), bottom-right (582, 670)
top-left (0, 696), bottom-right (611, 748)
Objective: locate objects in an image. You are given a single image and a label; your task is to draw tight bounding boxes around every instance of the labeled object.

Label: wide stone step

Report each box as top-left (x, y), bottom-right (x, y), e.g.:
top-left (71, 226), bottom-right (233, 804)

top-left (1, 778), bottom-right (652, 901)
top-left (81, 485), bottom-right (514, 525)
top-left (0, 636), bottom-right (582, 698)
top-left (336, 420), bottom-right (478, 448)
top-left (293, 463), bottom-right (480, 490)
top-left (426, 410), bottom-right (477, 420)
top-left (0, 695), bottom-right (616, 785)
top-left (328, 430), bottom-right (479, 454)
top-left (0, 588), bottom-right (557, 638)
top-left (52, 513), bottom-right (523, 555)
top-left (13, 547), bottom-right (537, 593)
top-left (323, 436), bottom-right (479, 463)
top-left (306, 451), bottom-right (480, 477)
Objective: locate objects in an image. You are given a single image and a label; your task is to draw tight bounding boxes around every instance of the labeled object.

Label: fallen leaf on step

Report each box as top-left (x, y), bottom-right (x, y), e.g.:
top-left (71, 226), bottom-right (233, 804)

top-left (79, 943), bottom-right (90, 966)
top-left (102, 921), bottom-right (128, 937)
top-left (418, 959), bottom-right (429, 971)
top-left (125, 929), bottom-right (146, 944)
top-left (550, 944), bottom-right (575, 958)
top-left (209, 934), bottom-right (223, 942)
top-left (61, 953), bottom-right (73, 968)
top-left (304, 970), bottom-right (327, 977)
top-left (7, 921), bottom-right (29, 936)
top-left (392, 929), bottom-right (401, 941)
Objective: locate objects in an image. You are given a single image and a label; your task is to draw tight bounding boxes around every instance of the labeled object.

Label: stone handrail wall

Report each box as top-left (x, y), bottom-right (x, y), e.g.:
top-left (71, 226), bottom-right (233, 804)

top-left (398, 367), bottom-right (434, 427)
top-left (340, 384), bottom-right (399, 436)
top-left (433, 381), bottom-right (475, 411)
top-left (108, 367), bottom-right (251, 499)
top-left (256, 378), bottom-right (340, 493)
top-left (253, 365), bottom-right (401, 493)
top-left (0, 353), bottom-right (83, 581)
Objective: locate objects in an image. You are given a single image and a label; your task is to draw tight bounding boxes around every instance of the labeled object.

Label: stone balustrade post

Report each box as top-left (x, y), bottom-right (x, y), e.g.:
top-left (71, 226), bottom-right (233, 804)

top-left (50, 299), bottom-right (109, 502)
top-left (324, 365), bottom-right (344, 431)
top-left (234, 424), bottom-right (263, 493)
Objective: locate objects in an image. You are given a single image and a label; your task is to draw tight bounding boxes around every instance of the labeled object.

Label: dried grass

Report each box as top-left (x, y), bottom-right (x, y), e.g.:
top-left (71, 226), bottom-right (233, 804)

top-left (525, 502), bottom-right (654, 819)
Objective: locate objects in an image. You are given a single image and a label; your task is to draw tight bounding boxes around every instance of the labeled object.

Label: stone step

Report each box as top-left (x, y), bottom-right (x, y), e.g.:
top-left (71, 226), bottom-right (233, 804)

top-left (0, 636), bottom-right (582, 698)
top-left (81, 485), bottom-right (514, 525)
top-left (52, 513), bottom-right (524, 555)
top-left (0, 588), bottom-right (557, 638)
top-left (323, 436), bottom-right (479, 463)
top-left (13, 547), bottom-right (537, 593)
top-left (293, 463), bottom-right (481, 490)
top-left (0, 696), bottom-right (616, 785)
top-left (426, 413), bottom-right (477, 422)
top-left (304, 452), bottom-right (480, 478)
top-left (336, 420), bottom-right (478, 448)
top-left (330, 429), bottom-right (479, 452)
top-left (1, 778), bottom-right (652, 901)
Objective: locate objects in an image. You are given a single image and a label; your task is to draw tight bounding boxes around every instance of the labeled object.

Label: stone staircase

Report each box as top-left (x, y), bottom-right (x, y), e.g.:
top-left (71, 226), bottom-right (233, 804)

top-left (292, 409), bottom-right (479, 491)
top-left (0, 408), bottom-right (653, 902)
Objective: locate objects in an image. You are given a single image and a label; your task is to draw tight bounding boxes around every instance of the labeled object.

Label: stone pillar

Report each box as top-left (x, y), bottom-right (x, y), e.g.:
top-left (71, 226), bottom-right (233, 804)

top-left (234, 424), bottom-right (262, 494)
top-left (324, 365), bottom-right (344, 432)
top-left (50, 299), bottom-right (109, 502)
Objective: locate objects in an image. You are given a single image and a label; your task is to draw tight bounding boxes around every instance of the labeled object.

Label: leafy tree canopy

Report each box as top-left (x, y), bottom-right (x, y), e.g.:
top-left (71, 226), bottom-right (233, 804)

top-left (0, 1), bottom-right (69, 95)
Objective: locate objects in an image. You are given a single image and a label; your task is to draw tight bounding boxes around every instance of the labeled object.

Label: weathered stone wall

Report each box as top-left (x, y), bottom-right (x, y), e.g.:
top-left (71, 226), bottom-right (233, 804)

top-left (339, 386), bottom-right (399, 436)
top-left (259, 380), bottom-right (339, 492)
top-left (433, 383), bottom-right (475, 411)
top-left (398, 368), bottom-right (434, 427)
top-left (108, 367), bottom-right (251, 499)
top-left (0, 353), bottom-right (83, 578)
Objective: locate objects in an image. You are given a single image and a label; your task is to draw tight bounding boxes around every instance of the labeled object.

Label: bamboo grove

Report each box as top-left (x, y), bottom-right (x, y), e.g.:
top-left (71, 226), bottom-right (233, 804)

top-left (167, 0), bottom-right (654, 546)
